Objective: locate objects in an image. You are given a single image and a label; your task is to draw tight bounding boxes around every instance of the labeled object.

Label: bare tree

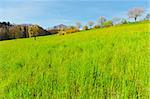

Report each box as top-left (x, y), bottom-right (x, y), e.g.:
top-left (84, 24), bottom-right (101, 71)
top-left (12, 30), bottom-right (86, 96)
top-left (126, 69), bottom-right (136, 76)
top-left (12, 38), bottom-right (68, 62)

top-left (98, 16), bottom-right (106, 26)
top-left (83, 25), bottom-right (88, 30)
top-left (88, 21), bottom-right (94, 29)
top-left (128, 7), bottom-right (144, 21)
top-left (112, 17), bottom-right (121, 25)
top-left (76, 22), bottom-right (82, 30)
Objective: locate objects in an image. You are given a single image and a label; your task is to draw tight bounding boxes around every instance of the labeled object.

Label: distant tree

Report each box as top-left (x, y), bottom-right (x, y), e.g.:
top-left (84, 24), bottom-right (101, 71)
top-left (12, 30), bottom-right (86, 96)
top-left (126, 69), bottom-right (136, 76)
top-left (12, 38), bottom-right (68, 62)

top-left (98, 16), bottom-right (106, 27)
top-left (88, 21), bottom-right (94, 29)
top-left (20, 26), bottom-right (28, 38)
top-left (54, 24), bottom-right (67, 31)
top-left (65, 26), bottom-right (79, 34)
top-left (28, 24), bottom-right (48, 39)
top-left (13, 26), bottom-right (23, 39)
top-left (112, 17), bottom-right (121, 25)
top-left (128, 7), bottom-right (144, 21)
top-left (7, 22), bottom-right (11, 26)
top-left (70, 26), bottom-right (76, 29)
top-left (28, 25), bottom-right (39, 38)
top-left (121, 18), bottom-right (128, 24)
top-left (0, 21), bottom-right (11, 27)
top-left (0, 27), bottom-right (9, 40)
top-left (103, 20), bottom-right (113, 27)
top-left (2, 22), bottom-right (7, 26)
top-left (76, 22), bottom-right (82, 30)
top-left (145, 13), bottom-right (150, 20)
top-left (83, 25), bottom-right (89, 30)
top-left (8, 26), bottom-right (17, 39)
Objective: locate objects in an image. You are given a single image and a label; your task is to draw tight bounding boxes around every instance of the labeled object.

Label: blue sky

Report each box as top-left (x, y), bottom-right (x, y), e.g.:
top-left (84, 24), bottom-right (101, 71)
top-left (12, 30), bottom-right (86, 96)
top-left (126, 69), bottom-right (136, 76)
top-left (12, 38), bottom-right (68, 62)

top-left (0, 0), bottom-right (149, 28)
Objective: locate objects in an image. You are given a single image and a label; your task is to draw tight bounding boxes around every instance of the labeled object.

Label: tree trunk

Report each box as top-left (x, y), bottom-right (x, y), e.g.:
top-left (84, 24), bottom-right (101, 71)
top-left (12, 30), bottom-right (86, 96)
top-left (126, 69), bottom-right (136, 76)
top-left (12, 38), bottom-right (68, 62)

top-left (135, 17), bottom-right (137, 22)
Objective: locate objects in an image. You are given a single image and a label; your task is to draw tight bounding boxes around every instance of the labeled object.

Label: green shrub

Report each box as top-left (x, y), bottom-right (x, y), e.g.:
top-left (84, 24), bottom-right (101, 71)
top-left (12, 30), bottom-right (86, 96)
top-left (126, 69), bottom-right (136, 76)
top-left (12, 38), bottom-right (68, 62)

top-left (103, 20), bottom-right (113, 27)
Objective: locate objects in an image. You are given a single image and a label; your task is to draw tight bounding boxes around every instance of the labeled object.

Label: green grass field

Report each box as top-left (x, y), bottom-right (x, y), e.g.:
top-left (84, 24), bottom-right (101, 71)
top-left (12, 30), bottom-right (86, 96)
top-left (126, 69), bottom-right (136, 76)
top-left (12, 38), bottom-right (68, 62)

top-left (0, 22), bottom-right (150, 98)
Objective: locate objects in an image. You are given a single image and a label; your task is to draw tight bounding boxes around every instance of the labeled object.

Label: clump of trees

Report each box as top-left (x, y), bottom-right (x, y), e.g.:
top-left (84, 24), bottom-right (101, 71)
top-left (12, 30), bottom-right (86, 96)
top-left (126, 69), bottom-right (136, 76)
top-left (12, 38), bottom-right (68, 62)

top-left (0, 22), bottom-right (51, 40)
top-left (47, 24), bottom-right (67, 35)
top-left (48, 24), bottom-right (80, 35)
top-left (98, 16), bottom-right (107, 27)
top-left (0, 22), bottom-right (11, 27)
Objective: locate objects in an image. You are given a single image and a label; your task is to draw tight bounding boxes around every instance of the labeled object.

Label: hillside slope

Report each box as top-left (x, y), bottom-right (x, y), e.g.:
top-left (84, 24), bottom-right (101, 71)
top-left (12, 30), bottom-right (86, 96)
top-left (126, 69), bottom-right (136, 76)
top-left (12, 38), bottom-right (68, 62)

top-left (0, 22), bottom-right (150, 98)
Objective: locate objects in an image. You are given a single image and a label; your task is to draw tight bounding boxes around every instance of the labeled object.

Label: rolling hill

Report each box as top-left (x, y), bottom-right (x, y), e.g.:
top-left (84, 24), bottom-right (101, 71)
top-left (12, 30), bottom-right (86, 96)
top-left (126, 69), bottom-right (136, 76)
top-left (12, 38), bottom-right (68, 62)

top-left (0, 21), bottom-right (149, 98)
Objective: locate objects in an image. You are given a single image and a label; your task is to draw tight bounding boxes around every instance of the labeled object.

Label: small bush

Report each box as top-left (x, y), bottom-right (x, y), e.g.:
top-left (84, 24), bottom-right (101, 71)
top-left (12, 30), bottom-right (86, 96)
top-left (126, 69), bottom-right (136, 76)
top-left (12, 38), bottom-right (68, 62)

top-left (58, 31), bottom-right (66, 35)
top-left (65, 29), bottom-right (79, 34)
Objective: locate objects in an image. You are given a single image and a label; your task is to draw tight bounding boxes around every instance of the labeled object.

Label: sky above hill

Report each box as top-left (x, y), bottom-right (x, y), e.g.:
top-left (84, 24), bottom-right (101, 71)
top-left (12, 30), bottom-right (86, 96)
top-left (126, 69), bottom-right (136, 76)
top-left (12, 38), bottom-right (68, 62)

top-left (0, 0), bottom-right (149, 28)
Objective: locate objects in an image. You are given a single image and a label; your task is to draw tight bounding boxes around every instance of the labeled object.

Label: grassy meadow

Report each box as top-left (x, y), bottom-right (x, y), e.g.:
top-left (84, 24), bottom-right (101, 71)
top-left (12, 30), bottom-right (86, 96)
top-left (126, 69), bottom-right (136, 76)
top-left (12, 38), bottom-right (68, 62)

top-left (0, 22), bottom-right (150, 98)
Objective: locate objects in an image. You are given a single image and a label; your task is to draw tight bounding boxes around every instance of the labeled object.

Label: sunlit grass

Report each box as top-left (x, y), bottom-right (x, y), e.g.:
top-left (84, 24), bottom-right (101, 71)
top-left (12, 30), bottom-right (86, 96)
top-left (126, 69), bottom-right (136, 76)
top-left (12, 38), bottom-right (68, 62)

top-left (0, 22), bottom-right (149, 98)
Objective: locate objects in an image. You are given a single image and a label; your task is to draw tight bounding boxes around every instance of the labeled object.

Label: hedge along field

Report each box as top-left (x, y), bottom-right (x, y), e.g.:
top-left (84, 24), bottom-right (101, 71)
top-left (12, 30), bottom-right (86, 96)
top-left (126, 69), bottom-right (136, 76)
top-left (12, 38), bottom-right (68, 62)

top-left (0, 22), bottom-right (149, 98)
